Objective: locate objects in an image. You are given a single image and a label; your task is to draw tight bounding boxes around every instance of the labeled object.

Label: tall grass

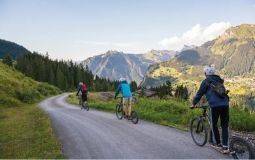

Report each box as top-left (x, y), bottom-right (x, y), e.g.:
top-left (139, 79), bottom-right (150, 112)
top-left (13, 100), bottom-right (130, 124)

top-left (0, 104), bottom-right (63, 158)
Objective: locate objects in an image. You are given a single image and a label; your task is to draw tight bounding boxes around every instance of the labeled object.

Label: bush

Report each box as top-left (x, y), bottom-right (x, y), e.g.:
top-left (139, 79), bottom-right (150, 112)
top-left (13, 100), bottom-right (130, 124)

top-left (37, 83), bottom-right (60, 96)
top-left (0, 94), bottom-right (22, 108)
top-left (15, 89), bottom-right (41, 103)
top-left (230, 108), bottom-right (255, 132)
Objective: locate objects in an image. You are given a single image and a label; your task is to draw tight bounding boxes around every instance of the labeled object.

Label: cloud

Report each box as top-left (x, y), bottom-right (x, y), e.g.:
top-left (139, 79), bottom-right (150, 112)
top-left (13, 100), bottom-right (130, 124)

top-left (159, 22), bottom-right (232, 51)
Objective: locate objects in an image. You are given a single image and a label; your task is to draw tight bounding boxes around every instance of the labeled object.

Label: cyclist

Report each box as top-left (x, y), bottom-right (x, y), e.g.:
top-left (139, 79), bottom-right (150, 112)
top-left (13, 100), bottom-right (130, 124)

top-left (191, 65), bottom-right (230, 154)
top-left (114, 78), bottom-right (132, 119)
top-left (76, 82), bottom-right (88, 105)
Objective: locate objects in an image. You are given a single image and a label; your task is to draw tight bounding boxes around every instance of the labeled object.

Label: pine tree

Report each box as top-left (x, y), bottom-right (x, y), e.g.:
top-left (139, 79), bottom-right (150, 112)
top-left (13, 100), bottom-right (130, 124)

top-left (56, 66), bottom-right (65, 90)
top-left (130, 81), bottom-right (138, 92)
top-left (175, 85), bottom-right (189, 100)
top-left (15, 52), bottom-right (118, 91)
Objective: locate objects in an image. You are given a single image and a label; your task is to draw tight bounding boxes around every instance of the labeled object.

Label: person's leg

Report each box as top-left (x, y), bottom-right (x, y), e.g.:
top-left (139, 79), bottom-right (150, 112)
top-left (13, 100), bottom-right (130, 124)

top-left (127, 97), bottom-right (132, 116)
top-left (210, 107), bottom-right (221, 145)
top-left (84, 93), bottom-right (88, 105)
top-left (81, 93), bottom-right (85, 102)
top-left (122, 98), bottom-right (128, 117)
top-left (220, 106), bottom-right (229, 147)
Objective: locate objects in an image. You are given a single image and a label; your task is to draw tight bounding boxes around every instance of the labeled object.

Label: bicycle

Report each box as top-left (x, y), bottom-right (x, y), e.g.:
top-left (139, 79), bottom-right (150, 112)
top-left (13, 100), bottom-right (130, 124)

top-left (190, 106), bottom-right (255, 159)
top-left (78, 95), bottom-right (89, 111)
top-left (115, 96), bottom-right (139, 124)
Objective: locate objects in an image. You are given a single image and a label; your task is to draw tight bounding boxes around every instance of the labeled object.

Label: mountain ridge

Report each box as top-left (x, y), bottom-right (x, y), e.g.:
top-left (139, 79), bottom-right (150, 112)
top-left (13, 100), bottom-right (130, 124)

top-left (81, 50), bottom-right (176, 82)
top-left (0, 39), bottom-right (31, 59)
top-left (143, 24), bottom-right (255, 89)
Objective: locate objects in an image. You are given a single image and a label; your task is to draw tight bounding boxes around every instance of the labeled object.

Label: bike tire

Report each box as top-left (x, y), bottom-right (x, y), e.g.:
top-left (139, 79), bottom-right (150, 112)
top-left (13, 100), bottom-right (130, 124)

top-left (131, 111), bottom-right (139, 124)
top-left (85, 104), bottom-right (89, 111)
top-left (190, 117), bottom-right (208, 146)
top-left (116, 104), bottom-right (123, 120)
top-left (230, 136), bottom-right (255, 159)
top-left (81, 101), bottom-right (89, 111)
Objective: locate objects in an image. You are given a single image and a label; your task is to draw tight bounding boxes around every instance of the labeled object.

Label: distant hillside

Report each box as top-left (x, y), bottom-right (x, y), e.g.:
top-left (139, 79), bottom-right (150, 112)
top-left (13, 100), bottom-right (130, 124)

top-left (81, 50), bottom-right (176, 82)
top-left (143, 49), bottom-right (176, 63)
top-left (0, 39), bottom-right (31, 59)
top-left (0, 62), bottom-right (60, 108)
top-left (144, 24), bottom-right (255, 87)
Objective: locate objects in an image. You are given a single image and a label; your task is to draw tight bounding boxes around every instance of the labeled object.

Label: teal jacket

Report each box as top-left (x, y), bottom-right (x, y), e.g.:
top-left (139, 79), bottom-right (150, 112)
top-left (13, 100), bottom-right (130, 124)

top-left (115, 81), bottom-right (132, 98)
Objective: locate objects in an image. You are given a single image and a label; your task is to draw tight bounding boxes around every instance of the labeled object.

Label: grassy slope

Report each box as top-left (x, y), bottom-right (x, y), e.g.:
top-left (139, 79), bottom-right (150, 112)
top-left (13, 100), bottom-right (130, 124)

top-left (0, 62), bottom-right (63, 158)
top-left (68, 93), bottom-right (255, 133)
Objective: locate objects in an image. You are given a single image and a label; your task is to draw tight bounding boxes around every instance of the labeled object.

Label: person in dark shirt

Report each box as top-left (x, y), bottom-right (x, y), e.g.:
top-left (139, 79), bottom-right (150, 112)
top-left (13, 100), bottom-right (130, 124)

top-left (192, 65), bottom-right (230, 154)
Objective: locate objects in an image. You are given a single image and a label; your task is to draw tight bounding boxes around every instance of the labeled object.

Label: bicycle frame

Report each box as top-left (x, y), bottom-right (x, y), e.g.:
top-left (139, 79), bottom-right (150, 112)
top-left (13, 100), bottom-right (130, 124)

top-left (194, 106), bottom-right (216, 144)
top-left (116, 97), bottom-right (124, 105)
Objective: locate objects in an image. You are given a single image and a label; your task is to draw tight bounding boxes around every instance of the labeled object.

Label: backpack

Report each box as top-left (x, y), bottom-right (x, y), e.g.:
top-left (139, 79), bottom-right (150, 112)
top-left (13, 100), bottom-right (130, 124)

top-left (81, 84), bottom-right (87, 93)
top-left (207, 78), bottom-right (228, 99)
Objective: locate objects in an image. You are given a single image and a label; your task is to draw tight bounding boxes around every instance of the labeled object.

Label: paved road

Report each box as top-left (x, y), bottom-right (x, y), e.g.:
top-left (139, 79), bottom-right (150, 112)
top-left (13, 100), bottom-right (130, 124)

top-left (40, 93), bottom-right (230, 159)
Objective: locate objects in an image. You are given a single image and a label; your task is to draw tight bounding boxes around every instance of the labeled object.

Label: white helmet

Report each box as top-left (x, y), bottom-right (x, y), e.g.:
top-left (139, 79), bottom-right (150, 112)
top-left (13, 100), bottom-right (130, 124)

top-left (79, 82), bottom-right (83, 86)
top-left (203, 65), bottom-right (215, 75)
top-left (119, 78), bottom-right (126, 82)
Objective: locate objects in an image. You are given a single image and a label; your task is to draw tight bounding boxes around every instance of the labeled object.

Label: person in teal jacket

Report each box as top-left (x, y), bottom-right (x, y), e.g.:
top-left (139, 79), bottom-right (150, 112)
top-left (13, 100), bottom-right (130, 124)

top-left (115, 78), bottom-right (133, 118)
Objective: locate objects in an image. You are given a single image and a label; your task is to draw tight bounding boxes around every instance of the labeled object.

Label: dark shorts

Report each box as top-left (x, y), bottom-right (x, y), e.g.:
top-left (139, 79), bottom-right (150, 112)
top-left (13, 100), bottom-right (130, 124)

top-left (82, 92), bottom-right (87, 101)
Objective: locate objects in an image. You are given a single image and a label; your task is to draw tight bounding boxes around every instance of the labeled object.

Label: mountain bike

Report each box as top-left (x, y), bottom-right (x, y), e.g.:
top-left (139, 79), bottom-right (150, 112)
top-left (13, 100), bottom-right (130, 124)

top-left (115, 97), bottom-right (139, 124)
top-left (190, 106), bottom-right (255, 159)
top-left (78, 95), bottom-right (89, 111)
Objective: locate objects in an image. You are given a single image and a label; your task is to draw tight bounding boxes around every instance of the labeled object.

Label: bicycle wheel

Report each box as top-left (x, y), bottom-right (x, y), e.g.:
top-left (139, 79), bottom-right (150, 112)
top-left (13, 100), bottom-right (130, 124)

top-left (116, 104), bottom-right (123, 120)
top-left (131, 111), bottom-right (139, 124)
top-left (190, 117), bottom-right (208, 146)
top-left (230, 136), bottom-right (255, 159)
top-left (84, 103), bottom-right (89, 111)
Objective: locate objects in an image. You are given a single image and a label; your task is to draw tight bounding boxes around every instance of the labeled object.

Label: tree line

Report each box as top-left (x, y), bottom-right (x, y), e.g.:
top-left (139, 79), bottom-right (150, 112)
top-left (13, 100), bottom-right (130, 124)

top-left (13, 52), bottom-right (137, 91)
top-left (150, 81), bottom-right (189, 99)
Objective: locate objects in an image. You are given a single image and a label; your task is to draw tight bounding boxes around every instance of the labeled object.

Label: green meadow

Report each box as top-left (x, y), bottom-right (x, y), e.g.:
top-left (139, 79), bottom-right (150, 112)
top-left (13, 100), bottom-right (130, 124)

top-left (0, 62), bottom-right (63, 158)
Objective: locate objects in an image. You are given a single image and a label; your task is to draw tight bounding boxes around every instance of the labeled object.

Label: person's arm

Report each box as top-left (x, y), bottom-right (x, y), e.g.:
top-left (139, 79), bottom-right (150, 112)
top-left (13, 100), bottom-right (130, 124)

top-left (76, 87), bottom-right (81, 96)
top-left (192, 80), bottom-right (208, 106)
top-left (114, 84), bottom-right (121, 98)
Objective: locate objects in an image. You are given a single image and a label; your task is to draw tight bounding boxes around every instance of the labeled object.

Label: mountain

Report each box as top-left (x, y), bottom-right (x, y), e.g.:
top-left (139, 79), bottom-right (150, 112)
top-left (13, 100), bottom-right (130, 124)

top-left (143, 49), bottom-right (176, 62)
top-left (180, 45), bottom-right (196, 51)
top-left (0, 39), bottom-right (31, 59)
top-left (81, 50), bottom-right (176, 82)
top-left (143, 24), bottom-right (255, 89)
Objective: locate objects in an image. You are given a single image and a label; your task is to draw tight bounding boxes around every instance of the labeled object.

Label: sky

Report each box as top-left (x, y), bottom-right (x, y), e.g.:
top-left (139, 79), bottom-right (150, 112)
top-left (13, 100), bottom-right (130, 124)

top-left (0, 0), bottom-right (255, 60)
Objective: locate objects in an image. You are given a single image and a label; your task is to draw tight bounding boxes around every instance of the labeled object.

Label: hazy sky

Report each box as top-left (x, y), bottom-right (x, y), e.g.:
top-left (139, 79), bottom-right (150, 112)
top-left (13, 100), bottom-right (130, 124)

top-left (0, 0), bottom-right (255, 60)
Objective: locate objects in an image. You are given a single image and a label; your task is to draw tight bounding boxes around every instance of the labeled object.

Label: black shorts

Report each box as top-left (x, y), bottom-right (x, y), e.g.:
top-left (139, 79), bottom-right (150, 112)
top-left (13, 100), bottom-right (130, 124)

top-left (82, 92), bottom-right (87, 101)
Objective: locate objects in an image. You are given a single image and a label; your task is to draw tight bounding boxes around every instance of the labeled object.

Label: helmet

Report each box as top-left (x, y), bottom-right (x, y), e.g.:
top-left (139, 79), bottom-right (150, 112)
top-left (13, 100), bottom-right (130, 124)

top-left (119, 78), bottom-right (126, 82)
top-left (79, 82), bottom-right (83, 86)
top-left (203, 65), bottom-right (215, 75)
